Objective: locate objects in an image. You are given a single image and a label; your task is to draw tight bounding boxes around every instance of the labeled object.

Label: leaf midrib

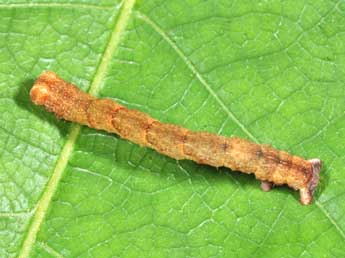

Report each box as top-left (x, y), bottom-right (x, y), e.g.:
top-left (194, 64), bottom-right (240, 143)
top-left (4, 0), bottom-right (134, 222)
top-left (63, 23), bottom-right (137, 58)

top-left (17, 0), bottom-right (136, 257)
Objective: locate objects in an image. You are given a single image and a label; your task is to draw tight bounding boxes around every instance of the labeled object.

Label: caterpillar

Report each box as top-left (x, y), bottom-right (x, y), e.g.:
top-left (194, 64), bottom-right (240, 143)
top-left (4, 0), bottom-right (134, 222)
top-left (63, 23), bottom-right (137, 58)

top-left (30, 71), bottom-right (322, 205)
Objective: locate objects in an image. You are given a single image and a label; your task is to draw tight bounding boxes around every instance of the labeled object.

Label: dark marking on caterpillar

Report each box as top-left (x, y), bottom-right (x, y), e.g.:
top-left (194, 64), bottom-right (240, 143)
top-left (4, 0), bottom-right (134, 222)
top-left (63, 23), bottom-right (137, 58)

top-left (256, 149), bottom-right (263, 158)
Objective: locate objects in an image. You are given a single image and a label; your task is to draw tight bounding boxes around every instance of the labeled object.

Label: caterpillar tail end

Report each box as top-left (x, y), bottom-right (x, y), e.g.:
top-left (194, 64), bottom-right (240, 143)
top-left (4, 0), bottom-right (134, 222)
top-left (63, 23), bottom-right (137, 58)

top-left (299, 158), bottom-right (322, 205)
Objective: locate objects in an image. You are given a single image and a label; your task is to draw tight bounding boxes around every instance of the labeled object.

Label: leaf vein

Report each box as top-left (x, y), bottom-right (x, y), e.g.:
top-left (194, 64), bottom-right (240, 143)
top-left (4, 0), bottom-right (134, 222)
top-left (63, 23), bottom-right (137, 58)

top-left (37, 241), bottom-right (65, 258)
top-left (0, 2), bottom-right (114, 10)
top-left (136, 11), bottom-right (258, 142)
top-left (316, 201), bottom-right (345, 240)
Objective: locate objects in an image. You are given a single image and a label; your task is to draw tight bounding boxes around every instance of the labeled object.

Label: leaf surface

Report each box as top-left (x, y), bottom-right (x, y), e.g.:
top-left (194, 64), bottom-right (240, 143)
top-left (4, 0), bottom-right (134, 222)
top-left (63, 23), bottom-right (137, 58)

top-left (1, 0), bottom-right (345, 257)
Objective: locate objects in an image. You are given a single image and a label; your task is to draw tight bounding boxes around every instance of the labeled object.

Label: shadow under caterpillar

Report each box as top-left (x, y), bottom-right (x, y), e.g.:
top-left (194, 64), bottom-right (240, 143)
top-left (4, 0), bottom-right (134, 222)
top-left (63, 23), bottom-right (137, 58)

top-left (30, 71), bottom-right (322, 205)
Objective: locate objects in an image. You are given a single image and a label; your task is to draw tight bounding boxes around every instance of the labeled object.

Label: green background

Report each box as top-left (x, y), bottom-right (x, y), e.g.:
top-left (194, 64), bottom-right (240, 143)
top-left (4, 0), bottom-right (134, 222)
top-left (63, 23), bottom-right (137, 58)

top-left (1, 0), bottom-right (345, 257)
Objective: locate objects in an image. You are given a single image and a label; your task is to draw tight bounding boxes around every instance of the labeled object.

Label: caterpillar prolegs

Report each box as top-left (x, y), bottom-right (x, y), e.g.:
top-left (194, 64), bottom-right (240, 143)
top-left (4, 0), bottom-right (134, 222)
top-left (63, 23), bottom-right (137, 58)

top-left (30, 71), bottom-right (322, 205)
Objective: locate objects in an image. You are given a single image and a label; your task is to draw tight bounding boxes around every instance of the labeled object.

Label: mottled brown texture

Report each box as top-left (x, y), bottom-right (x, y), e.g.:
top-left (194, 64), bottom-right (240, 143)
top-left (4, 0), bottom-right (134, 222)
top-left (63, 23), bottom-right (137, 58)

top-left (30, 71), bottom-right (322, 205)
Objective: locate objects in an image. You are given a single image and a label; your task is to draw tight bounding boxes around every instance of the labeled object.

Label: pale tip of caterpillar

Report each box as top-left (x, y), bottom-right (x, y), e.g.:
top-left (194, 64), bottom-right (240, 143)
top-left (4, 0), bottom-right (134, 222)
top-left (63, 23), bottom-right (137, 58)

top-left (299, 158), bottom-right (322, 205)
top-left (260, 181), bottom-right (273, 192)
top-left (300, 188), bottom-right (312, 205)
top-left (30, 71), bottom-right (60, 105)
top-left (30, 83), bottom-right (49, 105)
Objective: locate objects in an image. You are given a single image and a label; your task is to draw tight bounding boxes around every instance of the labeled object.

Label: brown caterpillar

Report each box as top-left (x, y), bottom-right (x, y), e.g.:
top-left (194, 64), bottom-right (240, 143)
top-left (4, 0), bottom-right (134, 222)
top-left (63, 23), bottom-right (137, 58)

top-left (30, 71), bottom-right (322, 205)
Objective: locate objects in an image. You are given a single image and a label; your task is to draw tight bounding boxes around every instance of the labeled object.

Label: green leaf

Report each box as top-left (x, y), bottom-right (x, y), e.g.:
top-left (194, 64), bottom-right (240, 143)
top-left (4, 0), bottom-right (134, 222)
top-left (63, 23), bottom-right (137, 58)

top-left (1, 0), bottom-right (345, 257)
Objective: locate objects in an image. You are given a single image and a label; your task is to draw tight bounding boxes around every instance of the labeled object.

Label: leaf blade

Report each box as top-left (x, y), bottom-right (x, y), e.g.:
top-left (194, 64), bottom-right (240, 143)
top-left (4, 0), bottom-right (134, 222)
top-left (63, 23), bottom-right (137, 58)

top-left (1, 1), bottom-right (345, 257)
